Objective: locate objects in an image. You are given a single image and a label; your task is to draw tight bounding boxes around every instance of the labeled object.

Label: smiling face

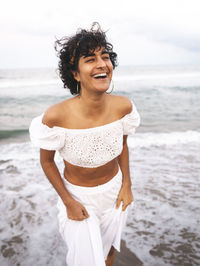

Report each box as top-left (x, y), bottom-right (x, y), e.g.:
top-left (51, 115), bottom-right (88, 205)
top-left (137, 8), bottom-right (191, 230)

top-left (73, 47), bottom-right (113, 94)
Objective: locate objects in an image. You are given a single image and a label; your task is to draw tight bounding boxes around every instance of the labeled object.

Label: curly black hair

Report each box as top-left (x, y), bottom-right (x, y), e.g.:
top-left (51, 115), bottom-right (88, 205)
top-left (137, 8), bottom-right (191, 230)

top-left (55, 22), bottom-right (118, 95)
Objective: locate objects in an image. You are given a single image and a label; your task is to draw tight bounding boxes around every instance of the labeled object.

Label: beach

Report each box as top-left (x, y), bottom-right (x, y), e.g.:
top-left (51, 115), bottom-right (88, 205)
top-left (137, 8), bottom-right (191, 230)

top-left (115, 240), bottom-right (143, 265)
top-left (0, 65), bottom-right (200, 265)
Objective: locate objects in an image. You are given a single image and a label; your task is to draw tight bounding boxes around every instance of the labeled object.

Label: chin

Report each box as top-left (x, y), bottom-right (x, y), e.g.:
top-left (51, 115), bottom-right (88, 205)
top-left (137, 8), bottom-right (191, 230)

top-left (92, 82), bottom-right (111, 93)
top-left (96, 87), bottom-right (110, 93)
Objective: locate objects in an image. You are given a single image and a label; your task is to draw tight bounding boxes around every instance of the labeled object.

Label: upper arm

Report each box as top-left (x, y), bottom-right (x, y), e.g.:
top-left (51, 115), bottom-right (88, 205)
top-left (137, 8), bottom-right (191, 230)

top-left (40, 148), bottom-right (56, 163)
top-left (123, 135), bottom-right (128, 145)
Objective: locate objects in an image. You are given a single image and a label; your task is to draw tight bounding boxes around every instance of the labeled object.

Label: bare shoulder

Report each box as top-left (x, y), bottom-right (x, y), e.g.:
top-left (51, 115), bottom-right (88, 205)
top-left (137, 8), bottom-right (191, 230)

top-left (109, 95), bottom-right (132, 117)
top-left (42, 98), bottom-right (72, 128)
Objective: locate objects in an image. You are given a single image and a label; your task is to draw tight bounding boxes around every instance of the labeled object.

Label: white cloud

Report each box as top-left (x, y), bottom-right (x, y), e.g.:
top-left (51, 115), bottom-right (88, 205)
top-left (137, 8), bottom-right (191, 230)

top-left (1, 0), bottom-right (200, 68)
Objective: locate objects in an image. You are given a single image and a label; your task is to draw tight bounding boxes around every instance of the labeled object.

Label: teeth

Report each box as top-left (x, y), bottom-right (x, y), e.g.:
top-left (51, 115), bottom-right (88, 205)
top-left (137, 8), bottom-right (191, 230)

top-left (93, 73), bottom-right (107, 78)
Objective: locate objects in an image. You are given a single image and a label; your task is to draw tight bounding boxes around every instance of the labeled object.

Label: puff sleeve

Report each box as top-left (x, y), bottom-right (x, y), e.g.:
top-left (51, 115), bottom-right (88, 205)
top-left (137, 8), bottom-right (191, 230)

top-left (29, 114), bottom-right (66, 150)
top-left (122, 100), bottom-right (141, 135)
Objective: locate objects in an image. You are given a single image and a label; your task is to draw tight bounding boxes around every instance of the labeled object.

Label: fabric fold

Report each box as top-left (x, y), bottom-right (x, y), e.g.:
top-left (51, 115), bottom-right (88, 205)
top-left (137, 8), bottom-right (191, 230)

top-left (29, 113), bottom-right (66, 150)
top-left (121, 100), bottom-right (141, 135)
top-left (56, 170), bottom-right (129, 266)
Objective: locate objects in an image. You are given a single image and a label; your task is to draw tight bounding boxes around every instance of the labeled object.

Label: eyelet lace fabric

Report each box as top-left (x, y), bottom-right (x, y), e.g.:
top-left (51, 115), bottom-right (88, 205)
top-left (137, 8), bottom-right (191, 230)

top-left (59, 121), bottom-right (123, 167)
top-left (29, 100), bottom-right (140, 168)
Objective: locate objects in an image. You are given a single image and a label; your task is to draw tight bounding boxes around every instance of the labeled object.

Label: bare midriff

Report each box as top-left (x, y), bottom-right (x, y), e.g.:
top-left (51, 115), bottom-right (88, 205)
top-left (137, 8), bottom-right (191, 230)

top-left (63, 158), bottom-right (119, 187)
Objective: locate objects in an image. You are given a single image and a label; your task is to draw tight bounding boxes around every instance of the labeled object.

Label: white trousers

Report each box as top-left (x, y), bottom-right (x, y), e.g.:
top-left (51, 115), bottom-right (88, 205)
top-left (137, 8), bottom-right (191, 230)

top-left (57, 169), bottom-right (129, 266)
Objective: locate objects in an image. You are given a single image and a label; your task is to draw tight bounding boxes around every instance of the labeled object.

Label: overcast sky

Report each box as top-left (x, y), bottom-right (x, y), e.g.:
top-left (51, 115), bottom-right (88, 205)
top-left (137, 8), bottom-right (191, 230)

top-left (1, 0), bottom-right (200, 68)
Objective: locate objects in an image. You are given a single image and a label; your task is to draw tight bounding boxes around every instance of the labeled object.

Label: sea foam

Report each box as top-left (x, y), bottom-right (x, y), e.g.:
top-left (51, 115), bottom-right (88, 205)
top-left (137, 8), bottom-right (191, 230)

top-left (128, 130), bottom-right (200, 148)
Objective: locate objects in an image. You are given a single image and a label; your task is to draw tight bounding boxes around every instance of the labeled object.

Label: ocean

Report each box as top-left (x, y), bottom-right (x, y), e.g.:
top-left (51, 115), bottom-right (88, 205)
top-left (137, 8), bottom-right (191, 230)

top-left (0, 65), bottom-right (200, 266)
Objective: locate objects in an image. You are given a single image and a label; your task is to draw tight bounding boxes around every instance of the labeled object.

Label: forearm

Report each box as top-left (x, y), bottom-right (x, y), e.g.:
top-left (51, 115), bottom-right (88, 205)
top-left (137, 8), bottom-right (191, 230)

top-left (116, 136), bottom-right (134, 210)
top-left (40, 158), bottom-right (74, 207)
top-left (118, 137), bottom-right (132, 187)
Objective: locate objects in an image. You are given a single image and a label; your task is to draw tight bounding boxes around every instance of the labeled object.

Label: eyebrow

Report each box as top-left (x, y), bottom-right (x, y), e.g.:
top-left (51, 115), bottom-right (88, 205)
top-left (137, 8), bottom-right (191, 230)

top-left (83, 53), bottom-right (95, 58)
top-left (83, 50), bottom-right (109, 59)
top-left (102, 50), bottom-right (109, 54)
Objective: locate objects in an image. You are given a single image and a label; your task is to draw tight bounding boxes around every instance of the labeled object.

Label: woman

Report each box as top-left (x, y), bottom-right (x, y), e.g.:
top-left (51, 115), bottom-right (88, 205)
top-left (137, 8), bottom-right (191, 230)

top-left (29, 23), bottom-right (140, 266)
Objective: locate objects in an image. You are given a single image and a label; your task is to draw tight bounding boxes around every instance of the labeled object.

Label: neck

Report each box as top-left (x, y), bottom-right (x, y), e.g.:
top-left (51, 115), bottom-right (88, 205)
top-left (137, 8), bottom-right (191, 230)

top-left (78, 89), bottom-right (109, 117)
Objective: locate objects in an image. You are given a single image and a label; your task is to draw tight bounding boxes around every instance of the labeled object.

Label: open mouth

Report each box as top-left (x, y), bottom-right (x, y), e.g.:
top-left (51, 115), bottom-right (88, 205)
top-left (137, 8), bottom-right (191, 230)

top-left (93, 73), bottom-right (107, 79)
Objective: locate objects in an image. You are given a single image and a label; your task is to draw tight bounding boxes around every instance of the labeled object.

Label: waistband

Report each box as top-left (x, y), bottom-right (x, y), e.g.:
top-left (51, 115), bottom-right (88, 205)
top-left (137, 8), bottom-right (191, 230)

top-left (62, 168), bottom-right (122, 195)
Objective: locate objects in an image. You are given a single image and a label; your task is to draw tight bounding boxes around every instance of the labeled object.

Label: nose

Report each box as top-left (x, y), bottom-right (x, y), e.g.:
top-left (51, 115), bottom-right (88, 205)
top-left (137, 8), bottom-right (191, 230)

top-left (96, 56), bottom-right (106, 68)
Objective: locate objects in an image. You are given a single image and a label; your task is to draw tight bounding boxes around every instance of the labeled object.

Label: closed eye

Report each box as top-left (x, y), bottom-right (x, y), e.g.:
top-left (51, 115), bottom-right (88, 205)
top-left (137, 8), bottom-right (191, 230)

top-left (103, 55), bottom-right (110, 60)
top-left (86, 58), bottom-right (94, 62)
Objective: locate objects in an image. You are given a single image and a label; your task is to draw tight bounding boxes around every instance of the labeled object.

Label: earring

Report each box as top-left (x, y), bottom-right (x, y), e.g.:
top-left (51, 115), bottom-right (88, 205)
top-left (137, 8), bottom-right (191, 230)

top-left (77, 82), bottom-right (79, 94)
top-left (106, 80), bottom-right (114, 94)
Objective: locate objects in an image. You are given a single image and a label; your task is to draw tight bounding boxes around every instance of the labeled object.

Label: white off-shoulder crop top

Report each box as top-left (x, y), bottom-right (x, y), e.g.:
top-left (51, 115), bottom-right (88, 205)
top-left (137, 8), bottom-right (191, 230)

top-left (29, 100), bottom-right (140, 168)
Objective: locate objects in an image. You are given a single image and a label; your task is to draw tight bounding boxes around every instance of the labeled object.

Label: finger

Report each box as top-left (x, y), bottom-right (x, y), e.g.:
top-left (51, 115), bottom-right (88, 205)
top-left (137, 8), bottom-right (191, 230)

top-left (68, 216), bottom-right (85, 221)
top-left (122, 200), bottom-right (133, 211)
top-left (122, 203), bottom-right (128, 211)
top-left (82, 207), bottom-right (89, 218)
top-left (116, 198), bottom-right (122, 208)
top-left (77, 217), bottom-right (86, 221)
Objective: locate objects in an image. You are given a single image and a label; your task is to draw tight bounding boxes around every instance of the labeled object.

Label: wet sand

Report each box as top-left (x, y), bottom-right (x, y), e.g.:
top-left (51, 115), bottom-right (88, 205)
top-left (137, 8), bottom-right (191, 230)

top-left (115, 240), bottom-right (143, 266)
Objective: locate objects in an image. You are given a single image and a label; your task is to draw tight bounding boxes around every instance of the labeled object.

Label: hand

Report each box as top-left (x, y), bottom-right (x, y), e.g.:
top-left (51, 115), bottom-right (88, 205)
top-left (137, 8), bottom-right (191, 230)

top-left (66, 199), bottom-right (89, 221)
top-left (116, 184), bottom-right (134, 211)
